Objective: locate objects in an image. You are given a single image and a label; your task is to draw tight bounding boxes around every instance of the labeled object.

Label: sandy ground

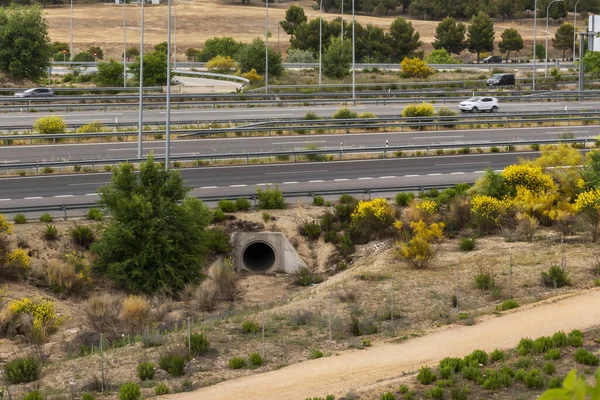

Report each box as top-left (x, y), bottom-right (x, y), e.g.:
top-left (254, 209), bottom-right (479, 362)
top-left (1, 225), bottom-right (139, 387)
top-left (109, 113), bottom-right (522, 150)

top-left (170, 288), bottom-right (600, 400)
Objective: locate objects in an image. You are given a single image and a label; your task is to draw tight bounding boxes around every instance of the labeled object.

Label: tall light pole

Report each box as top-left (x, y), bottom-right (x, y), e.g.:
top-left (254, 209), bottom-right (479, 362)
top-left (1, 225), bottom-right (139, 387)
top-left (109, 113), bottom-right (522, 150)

top-left (265, 0), bottom-right (269, 95)
top-left (138, 0), bottom-right (145, 158)
top-left (533, 0), bottom-right (538, 91)
top-left (123, 0), bottom-right (127, 88)
top-left (351, 0), bottom-right (355, 101)
top-left (341, 0), bottom-right (344, 41)
top-left (166, 0), bottom-right (172, 170)
top-left (545, 0), bottom-right (564, 76)
top-left (70, 0), bottom-right (73, 60)
top-left (174, 0), bottom-right (177, 69)
top-left (573, 0), bottom-right (581, 61)
top-left (319, 0), bottom-right (322, 87)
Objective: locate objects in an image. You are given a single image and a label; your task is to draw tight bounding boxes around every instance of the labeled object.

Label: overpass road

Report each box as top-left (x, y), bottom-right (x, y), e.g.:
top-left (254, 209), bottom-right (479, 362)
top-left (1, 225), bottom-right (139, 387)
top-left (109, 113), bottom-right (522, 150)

top-left (0, 125), bottom-right (597, 163)
top-left (1, 101), bottom-right (599, 128)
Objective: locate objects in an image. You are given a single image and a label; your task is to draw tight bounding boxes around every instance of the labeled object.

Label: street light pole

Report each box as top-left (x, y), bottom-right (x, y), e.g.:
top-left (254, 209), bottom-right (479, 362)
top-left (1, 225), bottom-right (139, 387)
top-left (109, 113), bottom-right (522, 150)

top-left (265, 0), bottom-right (269, 95)
top-left (174, 0), bottom-right (177, 69)
top-left (352, 0), bottom-right (355, 101)
top-left (123, 0), bottom-right (127, 88)
top-left (341, 0), bottom-right (344, 41)
top-left (166, 0), bottom-right (172, 170)
top-left (546, 0), bottom-right (564, 76)
top-left (533, 0), bottom-right (538, 91)
top-left (138, 0), bottom-right (145, 158)
top-left (573, 0), bottom-right (581, 61)
top-left (70, 0), bottom-right (73, 60)
top-left (319, 0), bottom-right (322, 87)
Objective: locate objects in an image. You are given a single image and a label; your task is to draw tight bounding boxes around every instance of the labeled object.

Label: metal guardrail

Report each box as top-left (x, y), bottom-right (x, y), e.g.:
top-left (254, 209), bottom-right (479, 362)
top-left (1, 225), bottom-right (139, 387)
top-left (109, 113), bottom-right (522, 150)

top-left (0, 137), bottom-right (594, 173)
top-left (173, 69), bottom-right (249, 85)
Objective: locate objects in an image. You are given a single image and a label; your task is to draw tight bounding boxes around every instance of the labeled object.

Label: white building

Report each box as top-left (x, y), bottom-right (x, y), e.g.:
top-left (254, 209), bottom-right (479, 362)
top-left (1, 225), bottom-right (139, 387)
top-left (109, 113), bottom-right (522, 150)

top-left (588, 14), bottom-right (600, 51)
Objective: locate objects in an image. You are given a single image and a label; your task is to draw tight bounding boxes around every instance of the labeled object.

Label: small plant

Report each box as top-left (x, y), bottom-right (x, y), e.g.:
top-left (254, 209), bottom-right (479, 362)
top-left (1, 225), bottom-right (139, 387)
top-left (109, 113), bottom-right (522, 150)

top-left (474, 270), bottom-right (494, 290)
top-left (464, 349), bottom-right (489, 365)
top-left (242, 320), bottom-right (260, 334)
top-left (490, 349), bottom-right (505, 362)
top-left (189, 332), bottom-right (209, 356)
top-left (459, 237), bottom-right (475, 252)
top-left (137, 361), bottom-right (155, 381)
top-left (295, 266), bottom-right (324, 286)
top-left (449, 386), bottom-right (469, 400)
top-left (262, 212), bottom-right (271, 223)
top-left (515, 356), bottom-right (533, 369)
top-left (380, 393), bottom-right (395, 400)
top-left (213, 208), bottom-right (226, 222)
top-left (461, 364), bottom-right (482, 381)
top-left (399, 385), bottom-right (409, 394)
top-left (24, 391), bottom-right (43, 400)
top-left (533, 336), bottom-right (555, 354)
top-left (33, 115), bottom-right (66, 134)
top-left (249, 352), bottom-right (264, 366)
top-left (154, 383), bottom-right (170, 395)
top-left (541, 264), bottom-right (570, 288)
top-left (543, 361), bottom-right (556, 375)
top-left (14, 214), bottom-right (26, 224)
top-left (313, 195), bottom-right (324, 206)
top-left (300, 221), bottom-right (321, 240)
top-left (426, 387), bottom-right (444, 399)
top-left (547, 376), bottom-right (563, 389)
top-left (4, 356), bottom-right (40, 384)
top-left (309, 348), bottom-right (324, 359)
top-left (82, 393), bottom-right (95, 400)
top-left (574, 347), bottom-right (599, 366)
top-left (545, 349), bottom-right (561, 360)
top-left (552, 331), bottom-right (568, 348)
top-left (229, 356), bottom-right (247, 369)
top-left (218, 199), bottom-right (237, 213)
top-left (333, 107), bottom-right (359, 119)
top-left (256, 186), bottom-right (285, 209)
top-left (524, 369), bottom-right (545, 389)
top-left (517, 338), bottom-right (534, 356)
top-left (118, 382), bottom-right (141, 400)
top-left (43, 224), bottom-right (59, 241)
top-left (497, 299), bottom-right (519, 311)
top-left (235, 198), bottom-right (251, 211)
top-left (568, 329), bottom-right (584, 347)
top-left (86, 208), bottom-right (103, 221)
top-left (40, 213), bottom-right (53, 222)
top-left (395, 192), bottom-right (414, 206)
top-left (158, 352), bottom-right (187, 377)
top-left (490, 146), bottom-right (500, 153)
top-left (417, 366), bottom-right (436, 384)
top-left (70, 225), bottom-right (95, 249)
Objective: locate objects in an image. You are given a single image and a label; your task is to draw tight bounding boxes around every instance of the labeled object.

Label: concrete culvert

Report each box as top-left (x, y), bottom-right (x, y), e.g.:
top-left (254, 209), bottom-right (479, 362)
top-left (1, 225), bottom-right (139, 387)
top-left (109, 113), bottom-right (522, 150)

top-left (242, 241), bottom-right (276, 272)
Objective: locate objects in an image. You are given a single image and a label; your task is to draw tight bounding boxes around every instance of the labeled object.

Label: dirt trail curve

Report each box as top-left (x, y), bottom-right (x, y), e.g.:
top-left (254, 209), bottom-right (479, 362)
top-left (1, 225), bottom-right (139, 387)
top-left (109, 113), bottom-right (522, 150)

top-left (172, 289), bottom-right (600, 400)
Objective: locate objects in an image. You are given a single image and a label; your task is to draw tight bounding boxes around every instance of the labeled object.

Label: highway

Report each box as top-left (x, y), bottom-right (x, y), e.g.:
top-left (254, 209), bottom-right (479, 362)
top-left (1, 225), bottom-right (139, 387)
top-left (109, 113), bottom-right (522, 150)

top-left (0, 126), bottom-right (596, 163)
top-left (1, 101), bottom-right (599, 128)
top-left (0, 152), bottom-right (538, 211)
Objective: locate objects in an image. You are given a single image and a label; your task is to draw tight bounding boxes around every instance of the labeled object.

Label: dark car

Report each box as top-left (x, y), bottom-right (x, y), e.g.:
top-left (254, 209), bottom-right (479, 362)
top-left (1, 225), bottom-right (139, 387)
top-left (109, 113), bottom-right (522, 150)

top-left (482, 56), bottom-right (503, 64)
top-left (14, 88), bottom-right (55, 98)
top-left (487, 73), bottom-right (515, 86)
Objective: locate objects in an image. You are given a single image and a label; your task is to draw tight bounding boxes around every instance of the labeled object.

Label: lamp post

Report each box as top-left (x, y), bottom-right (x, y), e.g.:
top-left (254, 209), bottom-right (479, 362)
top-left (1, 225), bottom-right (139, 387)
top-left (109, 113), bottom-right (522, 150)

top-left (341, 0), bottom-right (344, 41)
top-left (573, 0), bottom-right (581, 61)
top-left (351, 0), bottom-right (355, 101)
top-left (138, 0), bottom-right (145, 158)
top-left (533, 0), bottom-right (538, 90)
top-left (319, 0), bottom-right (322, 87)
top-left (174, 0), bottom-right (177, 69)
top-left (63, 50), bottom-right (66, 62)
top-left (166, 0), bottom-right (172, 170)
top-left (545, 0), bottom-right (564, 76)
top-left (70, 0), bottom-right (73, 60)
top-left (123, 0), bottom-right (127, 88)
top-left (265, 0), bottom-right (269, 95)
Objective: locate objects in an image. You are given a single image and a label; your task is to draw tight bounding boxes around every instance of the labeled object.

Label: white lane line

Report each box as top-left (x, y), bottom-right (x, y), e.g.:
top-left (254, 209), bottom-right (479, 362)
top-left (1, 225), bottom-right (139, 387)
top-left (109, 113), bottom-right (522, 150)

top-left (334, 178), bottom-right (349, 181)
top-left (413, 135), bottom-right (464, 139)
top-left (201, 186), bottom-right (218, 189)
top-left (309, 180), bottom-right (324, 183)
top-left (69, 182), bottom-right (110, 186)
top-left (230, 184), bottom-right (247, 187)
top-left (404, 174), bottom-right (419, 177)
top-left (265, 170), bottom-right (329, 175)
top-left (256, 183), bottom-right (271, 186)
top-left (283, 181), bottom-right (298, 184)
top-left (428, 173), bottom-right (442, 176)
top-left (434, 161), bottom-right (490, 166)
top-left (451, 172), bottom-right (465, 175)
top-left (379, 176), bottom-right (396, 179)
top-left (272, 141), bottom-right (327, 145)
top-left (24, 196), bottom-right (42, 200)
top-left (0, 198), bottom-right (11, 201)
top-left (54, 194), bottom-right (74, 198)
top-left (86, 193), bottom-right (98, 196)
top-left (474, 170), bottom-right (486, 173)
top-left (358, 177), bottom-right (373, 180)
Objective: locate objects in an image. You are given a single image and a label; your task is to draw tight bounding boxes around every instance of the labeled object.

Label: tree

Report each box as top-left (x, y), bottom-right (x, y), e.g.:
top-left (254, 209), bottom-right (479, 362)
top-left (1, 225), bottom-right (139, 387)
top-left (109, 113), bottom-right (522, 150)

top-left (73, 51), bottom-right (95, 62)
top-left (154, 42), bottom-right (168, 54)
top-left (129, 50), bottom-right (169, 86)
top-left (0, 5), bottom-right (52, 80)
top-left (582, 150), bottom-right (600, 190)
top-left (199, 37), bottom-right (244, 62)
top-left (356, 23), bottom-right (391, 63)
top-left (280, 5), bottom-right (307, 37)
top-left (539, 368), bottom-right (600, 400)
top-left (322, 36), bottom-right (352, 78)
top-left (51, 41), bottom-right (69, 61)
top-left (432, 17), bottom-right (466, 55)
top-left (126, 47), bottom-right (140, 61)
top-left (88, 46), bottom-right (104, 60)
top-left (533, 43), bottom-right (546, 60)
top-left (425, 49), bottom-right (459, 64)
top-left (408, 0), bottom-right (433, 19)
top-left (236, 38), bottom-right (283, 76)
top-left (496, 0), bottom-right (515, 20)
top-left (92, 155), bottom-right (213, 294)
top-left (286, 48), bottom-right (315, 63)
top-left (553, 22), bottom-right (575, 60)
top-left (386, 17), bottom-right (421, 63)
top-left (499, 28), bottom-right (524, 61)
top-left (467, 11), bottom-right (495, 63)
top-left (96, 60), bottom-right (124, 87)
top-left (583, 51), bottom-right (600, 78)
top-left (290, 18), bottom-right (327, 55)
top-left (464, 0), bottom-right (498, 18)
top-left (373, 3), bottom-right (387, 15)
top-left (432, 0), bottom-right (461, 19)
top-left (538, 0), bottom-right (568, 19)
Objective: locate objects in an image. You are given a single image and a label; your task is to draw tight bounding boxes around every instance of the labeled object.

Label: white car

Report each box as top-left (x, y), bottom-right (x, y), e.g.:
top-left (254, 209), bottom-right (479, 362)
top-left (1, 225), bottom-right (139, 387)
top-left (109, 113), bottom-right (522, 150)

top-left (458, 97), bottom-right (499, 113)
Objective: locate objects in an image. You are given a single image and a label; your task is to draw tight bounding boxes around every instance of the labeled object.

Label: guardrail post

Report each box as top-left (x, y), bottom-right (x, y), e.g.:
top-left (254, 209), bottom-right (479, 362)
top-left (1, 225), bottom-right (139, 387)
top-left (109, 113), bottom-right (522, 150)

top-left (35, 165), bottom-right (39, 175)
top-left (246, 154), bottom-right (249, 164)
top-left (367, 190), bottom-right (371, 200)
top-left (62, 205), bottom-right (67, 221)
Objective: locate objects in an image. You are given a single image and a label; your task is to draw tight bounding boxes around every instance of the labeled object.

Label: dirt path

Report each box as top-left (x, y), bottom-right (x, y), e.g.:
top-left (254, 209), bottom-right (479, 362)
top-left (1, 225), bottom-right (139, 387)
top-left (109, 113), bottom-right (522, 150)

top-left (172, 289), bottom-right (600, 400)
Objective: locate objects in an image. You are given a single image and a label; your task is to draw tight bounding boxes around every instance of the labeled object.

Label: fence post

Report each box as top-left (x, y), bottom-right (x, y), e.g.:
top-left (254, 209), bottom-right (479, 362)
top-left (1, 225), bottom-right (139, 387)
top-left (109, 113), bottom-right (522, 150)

top-left (100, 333), bottom-right (105, 392)
top-left (390, 275), bottom-right (394, 325)
top-left (261, 302), bottom-right (265, 359)
top-left (455, 263), bottom-right (459, 312)
top-left (509, 253), bottom-right (512, 299)
top-left (187, 317), bottom-right (191, 356)
top-left (329, 288), bottom-right (332, 342)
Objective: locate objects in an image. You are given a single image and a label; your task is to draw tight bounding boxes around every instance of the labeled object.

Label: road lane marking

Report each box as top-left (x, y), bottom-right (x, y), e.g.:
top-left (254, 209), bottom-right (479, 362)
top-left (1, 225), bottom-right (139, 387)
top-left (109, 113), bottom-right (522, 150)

top-left (54, 195), bottom-right (73, 198)
top-left (201, 186), bottom-right (218, 189)
top-left (265, 170), bottom-right (329, 175)
top-left (230, 184), bottom-right (247, 187)
top-left (24, 197), bottom-right (42, 200)
top-left (434, 161), bottom-right (489, 166)
top-left (358, 177), bottom-right (373, 180)
top-left (334, 178), bottom-right (349, 181)
top-left (309, 180), bottom-right (324, 183)
top-left (379, 176), bottom-right (395, 179)
top-left (283, 181), bottom-right (298, 184)
top-left (428, 173), bottom-right (442, 176)
top-left (413, 135), bottom-right (464, 139)
top-left (451, 172), bottom-right (465, 175)
top-left (68, 182), bottom-right (109, 186)
top-left (0, 198), bottom-right (11, 201)
top-left (86, 193), bottom-right (98, 196)
top-left (474, 171), bottom-right (486, 173)
top-left (404, 174), bottom-right (419, 177)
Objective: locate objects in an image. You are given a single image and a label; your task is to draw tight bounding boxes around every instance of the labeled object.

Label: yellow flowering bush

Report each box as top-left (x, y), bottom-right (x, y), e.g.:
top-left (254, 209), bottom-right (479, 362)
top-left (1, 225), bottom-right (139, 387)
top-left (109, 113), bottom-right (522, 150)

top-left (502, 164), bottom-right (556, 193)
top-left (352, 198), bottom-right (395, 223)
top-left (0, 213), bottom-right (13, 235)
top-left (471, 195), bottom-right (506, 231)
top-left (7, 296), bottom-right (62, 342)
top-left (33, 116), bottom-right (66, 135)
top-left (77, 121), bottom-right (104, 134)
top-left (350, 198), bottom-right (396, 244)
top-left (4, 248), bottom-right (30, 279)
top-left (512, 187), bottom-right (559, 225)
top-left (394, 220), bottom-right (445, 269)
top-left (120, 295), bottom-right (151, 333)
top-left (47, 251), bottom-right (92, 295)
top-left (574, 188), bottom-right (600, 241)
top-left (415, 199), bottom-right (439, 215)
top-left (241, 68), bottom-right (263, 83)
top-left (206, 55), bottom-right (238, 73)
top-left (400, 58), bottom-right (434, 79)
top-left (402, 102), bottom-right (435, 118)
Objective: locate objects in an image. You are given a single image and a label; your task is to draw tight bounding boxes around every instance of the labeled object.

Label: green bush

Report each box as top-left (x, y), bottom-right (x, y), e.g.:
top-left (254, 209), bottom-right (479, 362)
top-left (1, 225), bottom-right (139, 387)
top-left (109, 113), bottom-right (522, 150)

top-left (514, 368), bottom-right (527, 383)
top-left (380, 393), bottom-right (395, 400)
top-left (439, 357), bottom-right (463, 373)
top-left (206, 228), bottom-right (232, 255)
top-left (70, 225), bottom-right (95, 249)
top-left (213, 208), bottom-right (226, 222)
top-left (229, 356), bottom-right (247, 369)
top-left (86, 208), bottom-right (103, 221)
top-left (542, 264), bottom-right (570, 288)
top-left (24, 391), bottom-right (43, 400)
top-left (524, 369), bottom-right (545, 389)
top-left (14, 213), bottom-right (26, 224)
top-left (256, 186), bottom-right (285, 209)
top-left (137, 361), bottom-right (155, 381)
top-left (313, 195), bottom-right (324, 206)
top-left (395, 192), bottom-right (414, 206)
top-left (33, 116), bottom-right (66, 134)
top-left (552, 331), bottom-right (568, 348)
top-left (461, 363), bottom-right (482, 381)
top-left (40, 213), bottom-right (53, 223)
top-left (547, 376), bottom-right (563, 389)
top-left (158, 353), bottom-right (187, 377)
top-left (417, 366), bottom-right (436, 384)
top-left (402, 102), bottom-right (435, 118)
top-left (218, 200), bottom-right (237, 213)
top-left (43, 224), bottom-right (59, 241)
top-left (301, 221), bottom-right (321, 240)
top-left (464, 349), bottom-right (488, 365)
top-left (574, 347), bottom-right (599, 366)
top-left (154, 383), bottom-right (170, 395)
top-left (242, 320), bottom-right (260, 334)
top-left (309, 348), bottom-right (324, 359)
top-left (304, 111), bottom-right (319, 120)
top-left (459, 237), bottom-right (475, 252)
top-left (545, 349), bottom-right (561, 360)
top-left (235, 198), bottom-right (251, 211)
top-left (82, 393), bottom-right (95, 400)
top-left (118, 382), bottom-right (141, 400)
top-left (497, 299), bottom-right (519, 311)
top-left (474, 271), bottom-right (494, 290)
top-left (517, 338), bottom-right (534, 356)
top-left (568, 329), bottom-right (584, 347)
top-left (399, 385), bottom-right (409, 394)
top-left (490, 349), bottom-right (505, 362)
top-left (449, 386), bottom-right (469, 400)
top-left (515, 356), bottom-right (533, 369)
top-left (426, 387), bottom-right (444, 399)
top-left (333, 107), bottom-right (358, 119)
top-left (295, 266), bottom-right (324, 286)
top-left (542, 361), bottom-right (556, 375)
top-left (77, 121), bottom-right (104, 134)
top-left (532, 336), bottom-right (555, 354)
top-left (249, 352), bottom-right (263, 366)
top-left (189, 332), bottom-right (209, 356)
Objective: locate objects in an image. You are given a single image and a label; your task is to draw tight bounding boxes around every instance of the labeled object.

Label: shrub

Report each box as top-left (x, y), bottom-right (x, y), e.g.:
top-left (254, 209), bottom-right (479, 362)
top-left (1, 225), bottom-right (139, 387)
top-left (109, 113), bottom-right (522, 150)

top-left (380, 393), bottom-right (395, 400)
top-left (402, 102), bottom-right (435, 118)
top-left (86, 208), bottom-right (103, 221)
top-left (33, 116), bottom-right (66, 134)
top-left (464, 349), bottom-right (488, 366)
top-left (497, 299), bottom-right (519, 311)
top-left (309, 348), bottom-right (324, 359)
top-left (24, 391), bottom-right (43, 400)
top-left (43, 224), bottom-right (59, 241)
top-left (158, 352), bottom-right (187, 377)
top-left (568, 329), bottom-right (584, 347)
top-left (6, 297), bottom-right (62, 342)
top-left (242, 320), bottom-right (260, 334)
top-left (235, 198), bottom-right (251, 211)
top-left (189, 332), bottom-right (209, 356)
top-left (4, 356), bottom-right (40, 384)
top-left (401, 57), bottom-right (433, 78)
top-left (533, 336), bottom-right (555, 354)
top-left (459, 237), bottom-right (475, 252)
top-left (256, 186), bottom-right (285, 209)
top-left (137, 361), bottom-right (155, 381)
top-left (241, 68), bottom-right (263, 82)
top-left (474, 270), bottom-right (495, 290)
top-left (262, 212), bottom-right (271, 223)
top-left (439, 357), bottom-right (463, 373)
top-left (77, 121), bottom-right (104, 134)
top-left (542, 264), bottom-right (570, 288)
top-left (547, 376), bottom-right (563, 389)
top-left (449, 386), bottom-right (469, 400)
top-left (218, 199), bottom-right (237, 213)
top-left (249, 352), bottom-right (263, 366)
top-left (333, 107), bottom-right (358, 119)
top-left (118, 382), bottom-right (141, 400)
top-left (229, 356), bottom-right (247, 369)
top-left (295, 266), bottom-right (324, 286)
top-left (313, 195), bottom-right (324, 206)
top-left (517, 338), bottom-right (534, 356)
top-left (155, 383), bottom-right (170, 395)
top-left (545, 349), bottom-right (561, 360)
top-left (524, 369), bottom-right (545, 389)
top-left (399, 385), bottom-right (409, 394)
top-left (304, 111), bottom-right (319, 120)
top-left (206, 55), bottom-right (237, 73)
top-left (461, 364), bottom-right (482, 381)
top-left (47, 254), bottom-right (92, 295)
top-left (71, 225), bottom-right (95, 249)
top-left (514, 213), bottom-right (539, 242)
top-left (82, 394), bottom-right (95, 400)
top-left (300, 221), bottom-right (321, 240)
top-left (40, 213), bottom-right (53, 223)
top-left (4, 247), bottom-right (30, 277)
top-left (213, 208), bottom-right (226, 222)
top-left (208, 257), bottom-right (239, 301)
top-left (394, 220), bottom-right (445, 269)
top-left (490, 349), bottom-right (505, 362)
top-left (14, 214), bottom-right (26, 224)
top-left (417, 366), bottom-right (436, 384)
top-left (85, 294), bottom-right (121, 337)
top-left (552, 331), bottom-right (568, 348)
top-left (396, 192), bottom-right (414, 207)
top-left (542, 361), bottom-right (556, 375)
top-left (514, 368), bottom-right (527, 383)
top-left (515, 356), bottom-right (533, 369)
top-left (206, 228), bottom-right (232, 255)
top-left (574, 347), bottom-right (599, 366)
top-left (426, 387), bottom-right (444, 399)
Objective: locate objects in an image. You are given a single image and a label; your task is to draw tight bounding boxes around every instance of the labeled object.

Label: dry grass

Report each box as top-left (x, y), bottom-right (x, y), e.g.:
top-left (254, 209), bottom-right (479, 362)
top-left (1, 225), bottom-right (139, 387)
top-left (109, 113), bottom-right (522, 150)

top-left (85, 293), bottom-right (122, 338)
top-left (46, 259), bottom-right (86, 295)
top-left (120, 295), bottom-right (152, 333)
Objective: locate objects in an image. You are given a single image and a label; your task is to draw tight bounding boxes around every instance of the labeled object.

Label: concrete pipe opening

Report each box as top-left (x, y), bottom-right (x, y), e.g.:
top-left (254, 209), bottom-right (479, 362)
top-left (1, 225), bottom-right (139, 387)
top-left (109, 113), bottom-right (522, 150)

top-left (242, 241), bottom-right (276, 273)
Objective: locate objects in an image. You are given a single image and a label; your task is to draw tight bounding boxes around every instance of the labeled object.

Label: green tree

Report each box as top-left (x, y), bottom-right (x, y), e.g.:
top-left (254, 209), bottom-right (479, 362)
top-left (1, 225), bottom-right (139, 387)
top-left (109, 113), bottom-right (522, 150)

top-left (129, 50), bottom-right (169, 86)
top-left (88, 46), bottom-right (104, 60)
top-left (51, 41), bottom-right (69, 61)
top-left (583, 51), bottom-right (600, 78)
top-left (553, 22), bottom-right (575, 60)
top-left (280, 5), bottom-right (307, 37)
top-left (464, 0), bottom-right (498, 18)
top-left (199, 37), bottom-right (244, 62)
top-left (323, 36), bottom-right (352, 78)
top-left (286, 48), bottom-right (316, 63)
top-left (432, 0), bottom-right (461, 19)
top-left (425, 48), bottom-right (458, 64)
top-left (290, 18), bottom-right (328, 55)
top-left (467, 11), bottom-right (495, 63)
top-left (154, 42), bottom-right (168, 54)
top-left (356, 23), bottom-right (390, 63)
top-left (496, 0), bottom-right (515, 20)
top-left (408, 0), bottom-right (433, 19)
top-left (386, 17), bottom-right (421, 63)
top-left (236, 37), bottom-right (283, 76)
top-left (582, 151), bottom-right (600, 189)
top-left (0, 5), bottom-right (52, 80)
top-left (96, 60), bottom-right (124, 87)
top-left (126, 47), bottom-right (139, 61)
top-left (533, 43), bottom-right (546, 60)
top-left (73, 51), bottom-right (94, 62)
top-left (432, 17), bottom-right (466, 55)
top-left (92, 155), bottom-right (213, 294)
top-left (499, 28), bottom-right (524, 61)
top-left (538, 0), bottom-right (568, 19)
